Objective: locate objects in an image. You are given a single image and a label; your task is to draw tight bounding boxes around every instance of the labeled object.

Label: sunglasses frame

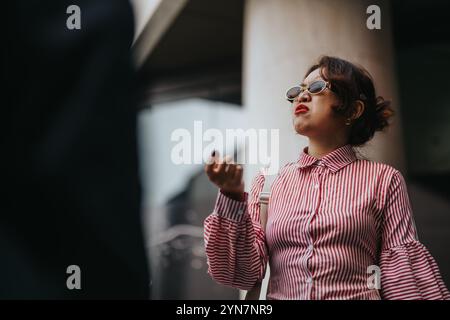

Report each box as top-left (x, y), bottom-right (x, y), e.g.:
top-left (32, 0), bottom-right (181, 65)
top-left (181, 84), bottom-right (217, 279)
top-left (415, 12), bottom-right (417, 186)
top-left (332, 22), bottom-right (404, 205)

top-left (286, 80), bottom-right (331, 102)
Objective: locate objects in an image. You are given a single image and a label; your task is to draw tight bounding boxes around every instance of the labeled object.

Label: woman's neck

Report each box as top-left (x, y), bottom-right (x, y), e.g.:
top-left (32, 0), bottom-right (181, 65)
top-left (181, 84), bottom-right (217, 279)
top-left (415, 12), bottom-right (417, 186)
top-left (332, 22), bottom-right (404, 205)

top-left (307, 137), bottom-right (349, 159)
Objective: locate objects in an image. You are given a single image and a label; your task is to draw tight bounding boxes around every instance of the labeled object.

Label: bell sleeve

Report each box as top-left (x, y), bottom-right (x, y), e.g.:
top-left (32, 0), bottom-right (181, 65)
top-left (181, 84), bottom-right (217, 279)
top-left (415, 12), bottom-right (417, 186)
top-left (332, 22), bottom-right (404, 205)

top-left (379, 170), bottom-right (450, 300)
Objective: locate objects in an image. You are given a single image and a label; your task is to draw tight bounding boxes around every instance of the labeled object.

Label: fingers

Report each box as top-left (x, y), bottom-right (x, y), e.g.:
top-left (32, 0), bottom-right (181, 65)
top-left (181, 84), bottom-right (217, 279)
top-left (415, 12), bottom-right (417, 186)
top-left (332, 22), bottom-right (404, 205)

top-left (205, 150), bottom-right (218, 176)
top-left (205, 150), bottom-right (223, 183)
top-left (214, 155), bottom-right (232, 184)
top-left (205, 151), bottom-right (243, 189)
top-left (227, 160), bottom-right (237, 178)
top-left (233, 164), bottom-right (243, 184)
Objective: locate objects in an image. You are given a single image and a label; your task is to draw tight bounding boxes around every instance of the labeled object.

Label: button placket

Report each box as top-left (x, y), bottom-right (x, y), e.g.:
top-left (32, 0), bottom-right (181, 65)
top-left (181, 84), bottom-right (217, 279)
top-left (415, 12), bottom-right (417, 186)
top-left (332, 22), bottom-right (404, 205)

top-left (305, 165), bottom-right (325, 299)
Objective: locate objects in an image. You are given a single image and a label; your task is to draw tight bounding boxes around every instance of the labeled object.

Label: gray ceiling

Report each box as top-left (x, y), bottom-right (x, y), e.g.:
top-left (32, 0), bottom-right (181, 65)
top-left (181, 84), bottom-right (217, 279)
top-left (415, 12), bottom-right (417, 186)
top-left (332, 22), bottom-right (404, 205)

top-left (137, 0), bottom-right (450, 107)
top-left (140, 0), bottom-right (243, 79)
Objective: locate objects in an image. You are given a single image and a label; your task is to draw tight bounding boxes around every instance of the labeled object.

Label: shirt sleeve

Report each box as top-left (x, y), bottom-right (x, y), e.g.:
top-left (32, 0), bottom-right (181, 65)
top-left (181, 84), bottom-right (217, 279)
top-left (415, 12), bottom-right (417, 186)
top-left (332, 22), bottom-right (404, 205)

top-left (379, 170), bottom-right (450, 300)
top-left (203, 172), bottom-right (269, 291)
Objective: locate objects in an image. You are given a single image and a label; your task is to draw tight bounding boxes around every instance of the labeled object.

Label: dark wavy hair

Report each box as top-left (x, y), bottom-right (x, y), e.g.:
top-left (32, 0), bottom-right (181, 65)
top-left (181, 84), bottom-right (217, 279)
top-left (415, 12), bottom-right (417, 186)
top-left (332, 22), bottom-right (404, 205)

top-left (305, 56), bottom-right (394, 146)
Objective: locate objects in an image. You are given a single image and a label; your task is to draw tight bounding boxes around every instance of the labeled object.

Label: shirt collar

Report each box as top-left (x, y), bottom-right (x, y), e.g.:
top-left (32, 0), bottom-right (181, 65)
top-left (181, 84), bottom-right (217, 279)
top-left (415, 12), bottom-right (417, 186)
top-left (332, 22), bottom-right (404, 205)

top-left (297, 144), bottom-right (357, 173)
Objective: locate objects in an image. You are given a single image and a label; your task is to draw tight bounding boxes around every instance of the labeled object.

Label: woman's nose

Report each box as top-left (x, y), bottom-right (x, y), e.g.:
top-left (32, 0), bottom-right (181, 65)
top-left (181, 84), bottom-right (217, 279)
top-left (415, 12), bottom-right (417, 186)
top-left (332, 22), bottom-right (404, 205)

top-left (296, 91), bottom-right (311, 103)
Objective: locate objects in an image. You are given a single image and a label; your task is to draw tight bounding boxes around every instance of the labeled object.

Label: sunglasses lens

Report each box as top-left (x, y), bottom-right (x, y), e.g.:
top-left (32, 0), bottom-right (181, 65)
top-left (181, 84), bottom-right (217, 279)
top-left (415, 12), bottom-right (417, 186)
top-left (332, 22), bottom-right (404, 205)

top-left (309, 80), bottom-right (326, 94)
top-left (309, 81), bottom-right (327, 93)
top-left (286, 86), bottom-right (301, 101)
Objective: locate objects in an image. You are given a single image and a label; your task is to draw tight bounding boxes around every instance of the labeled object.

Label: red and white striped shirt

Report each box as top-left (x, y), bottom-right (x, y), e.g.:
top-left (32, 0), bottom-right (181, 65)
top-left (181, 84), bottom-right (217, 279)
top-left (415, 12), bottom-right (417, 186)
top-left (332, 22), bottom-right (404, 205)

top-left (204, 144), bottom-right (450, 300)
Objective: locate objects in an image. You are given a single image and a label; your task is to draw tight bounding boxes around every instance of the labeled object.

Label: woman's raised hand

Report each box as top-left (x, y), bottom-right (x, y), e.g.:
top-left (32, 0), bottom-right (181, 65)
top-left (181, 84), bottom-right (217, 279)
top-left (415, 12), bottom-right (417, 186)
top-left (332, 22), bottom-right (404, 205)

top-left (205, 151), bottom-right (245, 201)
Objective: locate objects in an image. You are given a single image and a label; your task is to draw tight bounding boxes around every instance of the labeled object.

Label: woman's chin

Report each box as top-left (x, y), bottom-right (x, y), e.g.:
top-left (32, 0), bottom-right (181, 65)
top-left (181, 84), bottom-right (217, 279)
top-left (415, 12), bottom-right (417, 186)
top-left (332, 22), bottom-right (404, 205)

top-left (293, 118), bottom-right (307, 134)
top-left (294, 124), bottom-right (308, 135)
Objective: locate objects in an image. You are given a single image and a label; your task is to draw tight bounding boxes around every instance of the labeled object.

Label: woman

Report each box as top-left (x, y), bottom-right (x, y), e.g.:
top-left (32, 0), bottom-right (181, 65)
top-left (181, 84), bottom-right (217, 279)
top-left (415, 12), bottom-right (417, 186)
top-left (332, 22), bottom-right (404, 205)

top-left (203, 56), bottom-right (450, 300)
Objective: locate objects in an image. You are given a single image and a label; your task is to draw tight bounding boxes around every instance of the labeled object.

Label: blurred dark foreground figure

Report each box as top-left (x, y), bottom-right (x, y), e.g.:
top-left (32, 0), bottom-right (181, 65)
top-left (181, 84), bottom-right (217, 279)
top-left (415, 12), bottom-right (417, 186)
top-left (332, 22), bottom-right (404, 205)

top-left (1, 0), bottom-right (150, 298)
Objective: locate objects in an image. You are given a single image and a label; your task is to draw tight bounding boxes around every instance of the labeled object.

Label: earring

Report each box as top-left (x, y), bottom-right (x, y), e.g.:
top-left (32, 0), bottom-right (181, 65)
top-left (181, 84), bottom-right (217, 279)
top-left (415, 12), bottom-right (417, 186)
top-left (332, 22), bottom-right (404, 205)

top-left (345, 118), bottom-right (352, 126)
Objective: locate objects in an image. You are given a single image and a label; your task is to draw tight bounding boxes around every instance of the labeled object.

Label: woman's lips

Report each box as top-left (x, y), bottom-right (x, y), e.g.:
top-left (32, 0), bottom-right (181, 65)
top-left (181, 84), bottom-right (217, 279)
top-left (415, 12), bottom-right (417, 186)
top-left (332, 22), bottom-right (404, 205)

top-left (294, 104), bottom-right (309, 115)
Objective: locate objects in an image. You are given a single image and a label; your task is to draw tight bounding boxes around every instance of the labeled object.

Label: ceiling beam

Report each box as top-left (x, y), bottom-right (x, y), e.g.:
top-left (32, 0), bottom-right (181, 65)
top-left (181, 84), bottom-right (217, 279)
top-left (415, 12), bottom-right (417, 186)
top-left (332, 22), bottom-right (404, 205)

top-left (131, 0), bottom-right (189, 68)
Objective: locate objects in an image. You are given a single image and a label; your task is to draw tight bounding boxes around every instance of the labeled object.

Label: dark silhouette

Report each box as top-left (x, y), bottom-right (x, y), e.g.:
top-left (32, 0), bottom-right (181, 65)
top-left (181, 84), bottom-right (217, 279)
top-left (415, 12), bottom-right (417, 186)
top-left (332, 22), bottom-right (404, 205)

top-left (1, 0), bottom-right (149, 298)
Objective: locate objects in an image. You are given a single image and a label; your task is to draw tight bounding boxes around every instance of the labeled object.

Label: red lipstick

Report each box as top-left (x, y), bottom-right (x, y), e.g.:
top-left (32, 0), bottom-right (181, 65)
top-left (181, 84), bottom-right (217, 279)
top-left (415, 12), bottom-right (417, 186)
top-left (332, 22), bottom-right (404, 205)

top-left (294, 104), bottom-right (309, 115)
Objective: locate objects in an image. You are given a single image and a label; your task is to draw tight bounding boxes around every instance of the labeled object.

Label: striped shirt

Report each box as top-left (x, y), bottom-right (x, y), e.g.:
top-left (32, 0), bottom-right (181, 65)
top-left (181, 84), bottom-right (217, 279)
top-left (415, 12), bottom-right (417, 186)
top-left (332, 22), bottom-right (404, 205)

top-left (204, 144), bottom-right (450, 300)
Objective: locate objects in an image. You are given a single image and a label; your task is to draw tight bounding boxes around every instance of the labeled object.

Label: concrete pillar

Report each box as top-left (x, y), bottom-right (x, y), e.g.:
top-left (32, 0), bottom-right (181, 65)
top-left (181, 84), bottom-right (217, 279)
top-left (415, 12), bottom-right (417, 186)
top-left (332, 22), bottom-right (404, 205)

top-left (242, 0), bottom-right (405, 299)
top-left (243, 0), bottom-right (405, 179)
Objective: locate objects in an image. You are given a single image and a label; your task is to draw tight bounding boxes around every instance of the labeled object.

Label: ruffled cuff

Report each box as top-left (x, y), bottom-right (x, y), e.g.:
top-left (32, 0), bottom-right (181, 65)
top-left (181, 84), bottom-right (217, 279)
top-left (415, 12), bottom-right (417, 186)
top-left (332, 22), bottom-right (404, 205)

top-left (380, 240), bottom-right (450, 300)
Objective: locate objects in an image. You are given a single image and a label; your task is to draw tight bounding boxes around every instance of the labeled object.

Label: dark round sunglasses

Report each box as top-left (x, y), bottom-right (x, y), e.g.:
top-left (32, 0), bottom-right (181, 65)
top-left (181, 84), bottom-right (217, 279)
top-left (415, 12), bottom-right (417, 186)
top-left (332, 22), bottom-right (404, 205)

top-left (286, 80), bottom-right (331, 102)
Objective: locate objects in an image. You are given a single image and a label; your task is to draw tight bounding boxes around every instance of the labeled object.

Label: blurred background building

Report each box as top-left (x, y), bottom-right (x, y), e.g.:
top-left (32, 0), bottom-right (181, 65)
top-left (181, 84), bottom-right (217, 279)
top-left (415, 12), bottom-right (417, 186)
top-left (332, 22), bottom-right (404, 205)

top-left (131, 0), bottom-right (450, 299)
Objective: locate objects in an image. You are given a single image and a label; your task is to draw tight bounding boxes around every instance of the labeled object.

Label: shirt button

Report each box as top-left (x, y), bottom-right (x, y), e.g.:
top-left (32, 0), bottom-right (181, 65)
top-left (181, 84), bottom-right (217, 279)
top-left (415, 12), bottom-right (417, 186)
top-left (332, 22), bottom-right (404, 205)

top-left (308, 244), bottom-right (314, 251)
top-left (237, 209), bottom-right (244, 215)
top-left (306, 277), bottom-right (313, 284)
top-left (314, 184), bottom-right (319, 189)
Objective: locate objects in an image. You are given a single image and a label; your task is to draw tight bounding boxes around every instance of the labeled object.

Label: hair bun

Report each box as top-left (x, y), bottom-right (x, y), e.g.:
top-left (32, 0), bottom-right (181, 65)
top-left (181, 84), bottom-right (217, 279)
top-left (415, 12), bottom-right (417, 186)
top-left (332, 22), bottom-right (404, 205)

top-left (374, 96), bottom-right (394, 131)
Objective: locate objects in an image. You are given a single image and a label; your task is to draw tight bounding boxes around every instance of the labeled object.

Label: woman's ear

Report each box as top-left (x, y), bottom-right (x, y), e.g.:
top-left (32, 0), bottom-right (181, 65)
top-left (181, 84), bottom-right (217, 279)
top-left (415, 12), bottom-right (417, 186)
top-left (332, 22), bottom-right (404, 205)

top-left (351, 100), bottom-right (365, 120)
